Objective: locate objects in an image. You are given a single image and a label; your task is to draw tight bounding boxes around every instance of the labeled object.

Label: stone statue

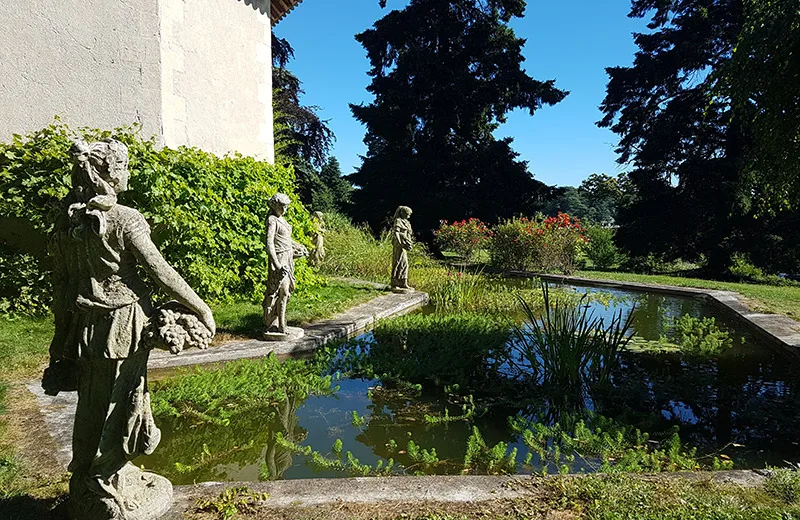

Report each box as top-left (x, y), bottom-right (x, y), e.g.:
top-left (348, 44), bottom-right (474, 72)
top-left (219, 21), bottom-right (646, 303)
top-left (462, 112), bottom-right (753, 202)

top-left (309, 211), bottom-right (326, 267)
top-left (262, 193), bottom-right (308, 340)
top-left (42, 139), bottom-right (216, 520)
top-left (391, 205), bottom-right (415, 293)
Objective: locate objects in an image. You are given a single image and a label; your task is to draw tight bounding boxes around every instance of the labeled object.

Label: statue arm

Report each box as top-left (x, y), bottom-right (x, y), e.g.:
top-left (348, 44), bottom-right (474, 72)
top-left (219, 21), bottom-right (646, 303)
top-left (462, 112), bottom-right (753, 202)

top-left (128, 227), bottom-right (216, 335)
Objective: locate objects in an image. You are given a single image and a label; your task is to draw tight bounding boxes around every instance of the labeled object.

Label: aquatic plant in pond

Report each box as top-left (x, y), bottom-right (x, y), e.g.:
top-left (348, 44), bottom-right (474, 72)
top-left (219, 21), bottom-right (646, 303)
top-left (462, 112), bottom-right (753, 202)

top-left (321, 313), bottom-right (511, 391)
top-left (509, 285), bottom-right (634, 408)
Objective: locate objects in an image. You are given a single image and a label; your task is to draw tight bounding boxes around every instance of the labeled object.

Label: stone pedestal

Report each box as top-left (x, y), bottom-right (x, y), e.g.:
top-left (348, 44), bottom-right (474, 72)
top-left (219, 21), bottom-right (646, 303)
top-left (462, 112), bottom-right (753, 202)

top-left (69, 464), bottom-right (173, 520)
top-left (391, 286), bottom-right (415, 294)
top-left (262, 326), bottom-right (305, 342)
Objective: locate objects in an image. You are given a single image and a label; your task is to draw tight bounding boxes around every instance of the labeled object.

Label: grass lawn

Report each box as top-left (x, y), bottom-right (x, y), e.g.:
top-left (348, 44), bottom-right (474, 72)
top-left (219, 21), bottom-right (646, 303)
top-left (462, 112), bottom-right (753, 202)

top-left (212, 280), bottom-right (384, 340)
top-left (577, 270), bottom-right (800, 321)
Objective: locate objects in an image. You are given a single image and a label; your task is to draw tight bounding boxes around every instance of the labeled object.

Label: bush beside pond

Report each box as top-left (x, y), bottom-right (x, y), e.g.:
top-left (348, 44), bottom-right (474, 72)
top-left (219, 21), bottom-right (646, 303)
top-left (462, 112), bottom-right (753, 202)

top-left (0, 122), bottom-right (320, 314)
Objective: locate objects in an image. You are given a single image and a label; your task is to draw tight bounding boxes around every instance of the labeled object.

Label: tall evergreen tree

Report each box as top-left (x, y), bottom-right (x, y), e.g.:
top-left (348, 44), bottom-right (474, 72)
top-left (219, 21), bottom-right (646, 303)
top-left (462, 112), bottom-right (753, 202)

top-left (599, 0), bottom-right (751, 273)
top-left (348, 0), bottom-right (567, 236)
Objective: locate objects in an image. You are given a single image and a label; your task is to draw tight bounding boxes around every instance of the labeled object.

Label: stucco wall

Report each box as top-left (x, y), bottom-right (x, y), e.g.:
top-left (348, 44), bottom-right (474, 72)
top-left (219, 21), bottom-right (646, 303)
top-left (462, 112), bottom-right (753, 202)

top-left (160, 0), bottom-right (274, 162)
top-left (0, 0), bottom-right (162, 141)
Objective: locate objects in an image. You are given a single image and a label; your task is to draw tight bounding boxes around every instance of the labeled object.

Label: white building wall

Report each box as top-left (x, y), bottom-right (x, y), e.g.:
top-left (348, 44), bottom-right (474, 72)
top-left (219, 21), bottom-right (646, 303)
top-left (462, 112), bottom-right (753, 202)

top-left (0, 0), bottom-right (274, 163)
top-left (0, 0), bottom-right (162, 142)
top-left (160, 0), bottom-right (274, 162)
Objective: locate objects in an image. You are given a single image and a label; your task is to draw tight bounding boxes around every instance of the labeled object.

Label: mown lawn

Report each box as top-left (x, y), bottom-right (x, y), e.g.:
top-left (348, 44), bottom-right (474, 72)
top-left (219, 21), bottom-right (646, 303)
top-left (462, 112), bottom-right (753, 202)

top-left (577, 270), bottom-right (800, 321)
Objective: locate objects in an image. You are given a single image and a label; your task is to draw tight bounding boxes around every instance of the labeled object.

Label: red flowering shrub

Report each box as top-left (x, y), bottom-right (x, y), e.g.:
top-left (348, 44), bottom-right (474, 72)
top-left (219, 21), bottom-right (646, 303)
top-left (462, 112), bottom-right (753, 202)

top-left (487, 217), bottom-right (542, 271)
top-left (489, 213), bottom-right (586, 274)
top-left (434, 218), bottom-right (492, 261)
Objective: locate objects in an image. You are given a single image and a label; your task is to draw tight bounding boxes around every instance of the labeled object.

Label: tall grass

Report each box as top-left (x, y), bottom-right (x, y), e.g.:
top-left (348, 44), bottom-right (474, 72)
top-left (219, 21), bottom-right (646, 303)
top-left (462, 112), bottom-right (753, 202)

top-left (510, 284), bottom-right (634, 407)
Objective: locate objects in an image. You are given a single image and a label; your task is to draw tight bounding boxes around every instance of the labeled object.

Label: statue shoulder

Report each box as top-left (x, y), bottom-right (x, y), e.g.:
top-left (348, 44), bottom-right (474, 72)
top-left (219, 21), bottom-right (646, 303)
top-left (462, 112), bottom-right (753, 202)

top-left (114, 205), bottom-right (151, 238)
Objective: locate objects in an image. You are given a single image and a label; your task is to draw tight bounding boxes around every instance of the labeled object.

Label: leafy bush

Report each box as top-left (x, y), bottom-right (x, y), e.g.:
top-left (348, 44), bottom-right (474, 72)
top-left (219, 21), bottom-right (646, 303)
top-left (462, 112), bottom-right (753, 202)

top-left (434, 218), bottom-right (492, 261)
top-left (489, 213), bottom-right (586, 274)
top-left (488, 216), bottom-right (542, 272)
top-left (583, 225), bottom-right (621, 269)
top-left (0, 122), bottom-right (321, 313)
top-left (765, 467), bottom-right (800, 504)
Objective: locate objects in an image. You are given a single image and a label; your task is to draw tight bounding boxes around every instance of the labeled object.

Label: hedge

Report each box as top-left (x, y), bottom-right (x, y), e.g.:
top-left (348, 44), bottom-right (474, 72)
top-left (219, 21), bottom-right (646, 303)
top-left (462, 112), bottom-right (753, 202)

top-left (0, 121), bottom-right (321, 314)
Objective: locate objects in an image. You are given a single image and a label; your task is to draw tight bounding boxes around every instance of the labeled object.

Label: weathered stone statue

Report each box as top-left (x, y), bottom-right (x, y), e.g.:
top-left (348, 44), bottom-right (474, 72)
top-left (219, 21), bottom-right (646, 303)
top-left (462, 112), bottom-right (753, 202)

top-left (391, 205), bottom-right (415, 293)
top-left (262, 193), bottom-right (308, 340)
top-left (309, 211), bottom-right (326, 267)
top-left (43, 139), bottom-right (216, 520)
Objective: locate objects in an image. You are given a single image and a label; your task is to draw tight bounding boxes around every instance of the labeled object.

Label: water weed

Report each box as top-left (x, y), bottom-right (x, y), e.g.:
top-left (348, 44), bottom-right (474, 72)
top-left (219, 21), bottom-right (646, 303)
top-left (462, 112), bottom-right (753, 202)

top-left (510, 284), bottom-right (634, 407)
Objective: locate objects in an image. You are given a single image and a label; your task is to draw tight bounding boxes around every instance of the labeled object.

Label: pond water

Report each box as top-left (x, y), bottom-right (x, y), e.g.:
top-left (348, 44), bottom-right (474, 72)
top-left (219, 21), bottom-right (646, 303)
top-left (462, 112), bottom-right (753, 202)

top-left (137, 284), bottom-right (800, 484)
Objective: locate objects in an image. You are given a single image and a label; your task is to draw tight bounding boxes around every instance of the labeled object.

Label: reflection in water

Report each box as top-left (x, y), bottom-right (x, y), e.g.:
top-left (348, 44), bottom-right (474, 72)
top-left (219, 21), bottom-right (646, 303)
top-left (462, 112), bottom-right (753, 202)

top-left (138, 285), bottom-right (800, 480)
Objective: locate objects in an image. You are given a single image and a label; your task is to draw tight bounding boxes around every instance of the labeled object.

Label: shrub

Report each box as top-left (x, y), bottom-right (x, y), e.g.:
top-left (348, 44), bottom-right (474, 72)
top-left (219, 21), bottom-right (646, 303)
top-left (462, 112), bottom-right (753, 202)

top-left (488, 217), bottom-right (542, 272)
top-left (583, 225), bottom-right (620, 269)
top-left (489, 213), bottom-right (586, 274)
top-left (433, 218), bottom-right (492, 261)
top-left (0, 122), bottom-right (321, 313)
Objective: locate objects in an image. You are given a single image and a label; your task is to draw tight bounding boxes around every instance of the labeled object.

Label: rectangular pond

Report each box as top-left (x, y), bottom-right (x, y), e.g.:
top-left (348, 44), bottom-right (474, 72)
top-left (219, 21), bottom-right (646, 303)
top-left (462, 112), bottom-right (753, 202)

top-left (136, 283), bottom-right (800, 484)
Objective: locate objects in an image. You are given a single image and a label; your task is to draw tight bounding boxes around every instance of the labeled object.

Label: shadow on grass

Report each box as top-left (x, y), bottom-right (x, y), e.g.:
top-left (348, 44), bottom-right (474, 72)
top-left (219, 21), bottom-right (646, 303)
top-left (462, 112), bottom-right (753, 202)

top-left (0, 494), bottom-right (68, 519)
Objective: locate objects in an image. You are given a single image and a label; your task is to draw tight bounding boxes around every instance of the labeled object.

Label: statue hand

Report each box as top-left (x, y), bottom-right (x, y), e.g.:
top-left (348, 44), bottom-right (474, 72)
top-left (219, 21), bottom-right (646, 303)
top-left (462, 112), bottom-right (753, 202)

top-left (199, 305), bottom-right (216, 336)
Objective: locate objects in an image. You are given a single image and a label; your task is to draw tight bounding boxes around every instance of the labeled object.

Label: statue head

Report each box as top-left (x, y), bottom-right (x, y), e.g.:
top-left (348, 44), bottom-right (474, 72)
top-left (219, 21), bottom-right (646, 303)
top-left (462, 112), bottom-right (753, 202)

top-left (394, 206), bottom-right (412, 220)
top-left (70, 139), bottom-right (130, 196)
top-left (268, 193), bottom-right (292, 216)
top-left (312, 211), bottom-right (324, 221)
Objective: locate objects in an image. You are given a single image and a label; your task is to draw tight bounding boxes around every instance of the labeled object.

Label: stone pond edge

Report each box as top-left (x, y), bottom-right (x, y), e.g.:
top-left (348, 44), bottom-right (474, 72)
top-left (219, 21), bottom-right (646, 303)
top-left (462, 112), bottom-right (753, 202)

top-left (515, 271), bottom-right (800, 357)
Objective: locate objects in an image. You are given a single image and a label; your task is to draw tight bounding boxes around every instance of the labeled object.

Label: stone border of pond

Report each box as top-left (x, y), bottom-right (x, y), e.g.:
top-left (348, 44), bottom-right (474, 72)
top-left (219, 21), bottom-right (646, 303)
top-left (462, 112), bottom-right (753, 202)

top-left (160, 470), bottom-right (767, 518)
top-left (516, 272), bottom-right (800, 357)
top-left (148, 288), bottom-right (429, 370)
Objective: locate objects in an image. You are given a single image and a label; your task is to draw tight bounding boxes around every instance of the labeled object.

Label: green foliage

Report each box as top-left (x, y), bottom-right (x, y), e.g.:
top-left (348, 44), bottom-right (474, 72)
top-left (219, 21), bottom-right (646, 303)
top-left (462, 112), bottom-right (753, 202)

top-left (150, 354), bottom-right (335, 424)
top-left (0, 315), bottom-right (53, 381)
top-left (672, 314), bottom-right (733, 355)
top-left (274, 432), bottom-right (395, 477)
top-left (434, 218), bottom-right (492, 261)
top-left (510, 285), bottom-right (633, 405)
top-left (489, 214), bottom-right (586, 274)
top-left (765, 467), bottom-right (800, 504)
top-left (488, 217), bottom-right (542, 272)
top-left (0, 121), bottom-right (321, 313)
top-left (549, 473), bottom-right (800, 520)
top-left (348, 0), bottom-right (566, 236)
top-left (210, 280), bottom-right (382, 338)
top-left (463, 426), bottom-right (517, 475)
top-left (511, 413), bottom-right (726, 474)
top-left (322, 313), bottom-right (510, 391)
top-left (583, 225), bottom-right (621, 270)
top-left (194, 486), bottom-right (269, 520)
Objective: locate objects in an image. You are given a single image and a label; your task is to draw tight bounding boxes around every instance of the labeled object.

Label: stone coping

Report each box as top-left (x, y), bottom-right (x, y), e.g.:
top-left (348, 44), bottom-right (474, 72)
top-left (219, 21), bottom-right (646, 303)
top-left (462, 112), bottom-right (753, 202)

top-left (162, 470), bottom-right (766, 517)
top-left (147, 289), bottom-right (428, 370)
top-left (27, 288), bottom-right (429, 469)
top-left (513, 271), bottom-right (800, 356)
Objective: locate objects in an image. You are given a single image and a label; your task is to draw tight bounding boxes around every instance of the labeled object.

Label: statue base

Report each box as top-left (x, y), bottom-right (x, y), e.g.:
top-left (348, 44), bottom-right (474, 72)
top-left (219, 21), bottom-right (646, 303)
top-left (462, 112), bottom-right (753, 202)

top-left (391, 286), bottom-right (415, 294)
top-left (69, 464), bottom-right (173, 520)
top-left (263, 326), bottom-right (305, 342)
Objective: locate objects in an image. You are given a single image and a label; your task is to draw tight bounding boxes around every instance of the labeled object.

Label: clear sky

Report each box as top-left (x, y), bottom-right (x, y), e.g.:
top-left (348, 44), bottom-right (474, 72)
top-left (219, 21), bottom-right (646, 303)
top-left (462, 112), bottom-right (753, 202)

top-left (275, 0), bottom-right (649, 188)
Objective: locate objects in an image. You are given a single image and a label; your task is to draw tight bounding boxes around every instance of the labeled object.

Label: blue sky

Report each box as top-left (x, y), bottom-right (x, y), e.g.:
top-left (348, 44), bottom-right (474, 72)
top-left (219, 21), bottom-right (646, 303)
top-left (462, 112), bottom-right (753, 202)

top-left (275, 0), bottom-right (649, 188)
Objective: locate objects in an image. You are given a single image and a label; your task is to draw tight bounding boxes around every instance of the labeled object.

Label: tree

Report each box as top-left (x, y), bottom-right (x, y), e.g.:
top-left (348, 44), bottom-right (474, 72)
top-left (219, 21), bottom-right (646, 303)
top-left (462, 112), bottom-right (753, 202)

top-left (720, 0), bottom-right (800, 213)
top-left (272, 35), bottom-right (334, 170)
top-left (348, 0), bottom-right (567, 236)
top-left (542, 173), bottom-right (623, 224)
top-left (599, 0), bottom-right (752, 273)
